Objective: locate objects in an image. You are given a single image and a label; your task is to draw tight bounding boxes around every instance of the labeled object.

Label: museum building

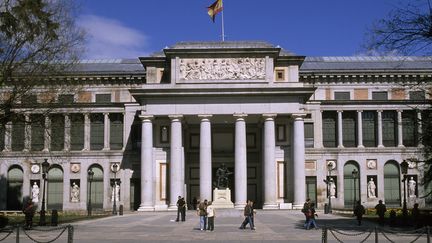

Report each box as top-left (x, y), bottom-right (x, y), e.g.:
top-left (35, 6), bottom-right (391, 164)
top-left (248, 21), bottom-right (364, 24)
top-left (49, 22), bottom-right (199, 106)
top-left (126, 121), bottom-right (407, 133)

top-left (0, 41), bottom-right (431, 212)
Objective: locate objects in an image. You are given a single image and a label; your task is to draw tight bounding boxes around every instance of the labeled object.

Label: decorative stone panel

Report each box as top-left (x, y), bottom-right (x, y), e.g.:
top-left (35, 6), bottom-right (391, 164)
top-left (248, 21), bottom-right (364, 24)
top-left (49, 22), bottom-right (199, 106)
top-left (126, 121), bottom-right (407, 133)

top-left (77, 91), bottom-right (91, 102)
top-left (354, 88), bottom-right (368, 100)
top-left (391, 88), bottom-right (405, 100)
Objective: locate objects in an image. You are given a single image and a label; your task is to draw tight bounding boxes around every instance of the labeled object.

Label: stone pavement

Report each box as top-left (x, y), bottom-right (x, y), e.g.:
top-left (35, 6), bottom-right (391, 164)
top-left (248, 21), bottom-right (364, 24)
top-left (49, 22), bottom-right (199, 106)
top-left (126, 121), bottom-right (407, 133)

top-left (2, 210), bottom-right (429, 242)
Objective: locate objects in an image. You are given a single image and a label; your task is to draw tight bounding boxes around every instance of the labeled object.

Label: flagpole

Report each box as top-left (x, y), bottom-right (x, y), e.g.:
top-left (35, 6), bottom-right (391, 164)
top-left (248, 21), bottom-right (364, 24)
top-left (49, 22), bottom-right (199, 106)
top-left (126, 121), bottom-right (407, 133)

top-left (221, 4), bottom-right (225, 41)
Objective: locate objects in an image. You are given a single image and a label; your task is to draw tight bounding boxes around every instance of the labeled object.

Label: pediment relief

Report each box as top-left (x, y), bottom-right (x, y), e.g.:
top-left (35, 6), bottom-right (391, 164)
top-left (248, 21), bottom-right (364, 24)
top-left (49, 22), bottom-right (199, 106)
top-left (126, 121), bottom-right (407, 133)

top-left (179, 58), bottom-right (265, 80)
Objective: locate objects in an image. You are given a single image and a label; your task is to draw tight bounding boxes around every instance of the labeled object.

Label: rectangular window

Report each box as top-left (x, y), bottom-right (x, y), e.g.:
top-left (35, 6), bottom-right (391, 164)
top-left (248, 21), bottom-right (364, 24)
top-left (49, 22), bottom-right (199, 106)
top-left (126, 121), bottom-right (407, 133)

top-left (50, 114), bottom-right (65, 151)
top-left (304, 123), bottom-right (314, 148)
top-left (58, 94), bottom-right (74, 104)
top-left (342, 111), bottom-right (357, 147)
top-left (322, 111), bottom-right (337, 147)
top-left (160, 125), bottom-right (169, 143)
top-left (372, 91), bottom-right (388, 100)
top-left (409, 91), bottom-right (425, 101)
top-left (334, 92), bottom-right (350, 100)
top-left (95, 94), bottom-right (111, 103)
top-left (276, 124), bottom-right (286, 142)
top-left (31, 114), bottom-right (44, 151)
top-left (275, 69), bottom-right (285, 81)
top-left (70, 114), bottom-right (84, 150)
top-left (402, 111), bottom-right (417, 146)
top-left (110, 113), bottom-right (123, 150)
top-left (11, 115), bottom-right (25, 151)
top-left (382, 111), bottom-right (397, 147)
top-left (90, 113), bottom-right (104, 150)
top-left (362, 111), bottom-right (376, 147)
top-left (21, 95), bottom-right (37, 105)
top-left (306, 177), bottom-right (317, 205)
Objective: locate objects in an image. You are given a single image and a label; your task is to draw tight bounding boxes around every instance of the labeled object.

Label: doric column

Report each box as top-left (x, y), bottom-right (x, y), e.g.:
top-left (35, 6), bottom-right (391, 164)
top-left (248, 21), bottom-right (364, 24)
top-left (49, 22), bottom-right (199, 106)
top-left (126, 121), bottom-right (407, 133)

top-left (64, 114), bottom-right (71, 151)
top-left (43, 115), bottom-right (50, 152)
top-left (292, 114), bottom-right (306, 208)
top-left (263, 114), bottom-right (278, 209)
top-left (377, 110), bottom-right (384, 147)
top-left (234, 113), bottom-right (247, 208)
top-left (3, 121), bottom-right (12, 152)
top-left (397, 110), bottom-right (404, 147)
top-left (357, 110), bottom-right (364, 148)
top-left (417, 111), bottom-right (423, 147)
top-left (103, 113), bottom-right (110, 150)
top-left (138, 115), bottom-right (154, 211)
top-left (199, 115), bottom-right (212, 201)
top-left (337, 110), bottom-right (344, 148)
top-left (169, 115), bottom-right (184, 209)
top-left (83, 113), bottom-right (90, 151)
top-left (24, 114), bottom-right (30, 152)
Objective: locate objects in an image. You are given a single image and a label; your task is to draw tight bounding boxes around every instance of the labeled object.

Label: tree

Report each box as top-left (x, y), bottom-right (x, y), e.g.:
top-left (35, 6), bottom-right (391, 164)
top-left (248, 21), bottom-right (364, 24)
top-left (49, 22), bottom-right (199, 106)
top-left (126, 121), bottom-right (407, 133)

top-left (0, 0), bottom-right (84, 126)
top-left (365, 0), bottom-right (432, 193)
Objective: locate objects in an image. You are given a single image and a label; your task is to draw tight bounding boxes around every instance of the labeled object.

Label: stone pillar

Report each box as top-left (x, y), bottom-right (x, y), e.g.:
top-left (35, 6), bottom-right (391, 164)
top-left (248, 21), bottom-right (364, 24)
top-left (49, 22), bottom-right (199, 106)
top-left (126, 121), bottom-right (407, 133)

top-left (263, 114), bottom-right (278, 209)
top-left (83, 113), bottom-right (90, 151)
top-left (24, 114), bottom-right (30, 152)
top-left (43, 115), bottom-right (50, 152)
top-left (397, 110), bottom-right (404, 147)
top-left (337, 110), bottom-right (344, 148)
top-left (377, 110), bottom-right (384, 147)
top-left (234, 114), bottom-right (247, 208)
top-left (3, 121), bottom-right (11, 152)
top-left (357, 110), bottom-right (364, 148)
top-left (138, 115), bottom-right (154, 211)
top-left (103, 113), bottom-right (110, 150)
top-left (169, 115), bottom-right (184, 209)
top-left (292, 114), bottom-right (306, 208)
top-left (199, 115), bottom-right (212, 201)
top-left (417, 111), bottom-right (423, 147)
top-left (64, 114), bottom-right (71, 151)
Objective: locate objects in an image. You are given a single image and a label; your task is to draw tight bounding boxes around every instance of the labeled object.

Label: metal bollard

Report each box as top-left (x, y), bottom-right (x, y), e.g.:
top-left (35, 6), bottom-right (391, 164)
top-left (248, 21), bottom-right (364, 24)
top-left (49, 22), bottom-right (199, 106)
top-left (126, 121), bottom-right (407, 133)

top-left (16, 225), bottom-right (19, 243)
top-left (321, 226), bottom-right (327, 243)
top-left (51, 210), bottom-right (58, 226)
top-left (427, 226), bottom-right (430, 243)
top-left (119, 205), bottom-right (123, 215)
top-left (67, 225), bottom-right (74, 243)
top-left (375, 226), bottom-right (378, 243)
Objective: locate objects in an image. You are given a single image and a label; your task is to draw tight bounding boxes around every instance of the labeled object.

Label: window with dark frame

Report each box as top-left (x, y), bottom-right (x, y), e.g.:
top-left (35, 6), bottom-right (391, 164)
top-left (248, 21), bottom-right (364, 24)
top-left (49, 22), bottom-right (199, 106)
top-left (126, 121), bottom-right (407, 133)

top-left (58, 94), bottom-right (74, 104)
top-left (362, 111), bottom-right (377, 147)
top-left (322, 111), bottom-right (337, 147)
top-left (334, 92), bottom-right (350, 100)
top-left (275, 69), bottom-right (285, 81)
top-left (402, 110), bottom-right (418, 146)
top-left (21, 95), bottom-right (37, 104)
top-left (372, 91), bottom-right (388, 100)
top-left (95, 94), bottom-right (111, 103)
top-left (276, 124), bottom-right (286, 142)
top-left (409, 91), bottom-right (425, 100)
top-left (304, 123), bottom-right (314, 148)
top-left (160, 125), bottom-right (169, 143)
top-left (342, 111), bottom-right (357, 147)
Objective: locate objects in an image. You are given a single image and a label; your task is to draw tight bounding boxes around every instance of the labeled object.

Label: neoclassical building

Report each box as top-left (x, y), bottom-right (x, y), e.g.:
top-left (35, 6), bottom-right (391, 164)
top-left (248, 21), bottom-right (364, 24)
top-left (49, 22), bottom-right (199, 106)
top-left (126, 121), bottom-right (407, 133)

top-left (0, 41), bottom-right (430, 212)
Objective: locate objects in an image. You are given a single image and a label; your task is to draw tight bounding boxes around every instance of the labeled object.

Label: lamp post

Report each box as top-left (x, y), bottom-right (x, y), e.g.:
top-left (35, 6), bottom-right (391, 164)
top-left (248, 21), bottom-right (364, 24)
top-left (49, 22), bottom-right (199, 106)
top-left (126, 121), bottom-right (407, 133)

top-left (87, 169), bottom-right (94, 217)
top-left (112, 163), bottom-right (119, 215)
top-left (39, 159), bottom-right (50, 226)
top-left (352, 169), bottom-right (358, 212)
top-left (400, 160), bottom-right (409, 219)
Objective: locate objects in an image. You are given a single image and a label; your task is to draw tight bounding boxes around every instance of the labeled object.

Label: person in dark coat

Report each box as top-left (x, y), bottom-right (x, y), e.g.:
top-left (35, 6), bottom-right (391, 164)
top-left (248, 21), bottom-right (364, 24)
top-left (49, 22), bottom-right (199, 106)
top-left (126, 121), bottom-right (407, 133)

top-left (23, 201), bottom-right (35, 229)
top-left (354, 201), bottom-right (365, 225)
top-left (375, 200), bottom-right (387, 225)
top-left (301, 198), bottom-right (311, 228)
top-left (239, 200), bottom-right (255, 230)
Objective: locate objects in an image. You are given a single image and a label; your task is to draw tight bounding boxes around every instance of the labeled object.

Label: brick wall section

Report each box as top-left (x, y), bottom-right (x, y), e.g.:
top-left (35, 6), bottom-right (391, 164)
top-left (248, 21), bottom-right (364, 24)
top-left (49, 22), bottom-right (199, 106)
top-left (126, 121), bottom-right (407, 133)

top-left (77, 91), bottom-right (91, 102)
top-left (354, 89), bottom-right (368, 100)
top-left (325, 88), bottom-right (331, 100)
top-left (391, 88), bottom-right (406, 100)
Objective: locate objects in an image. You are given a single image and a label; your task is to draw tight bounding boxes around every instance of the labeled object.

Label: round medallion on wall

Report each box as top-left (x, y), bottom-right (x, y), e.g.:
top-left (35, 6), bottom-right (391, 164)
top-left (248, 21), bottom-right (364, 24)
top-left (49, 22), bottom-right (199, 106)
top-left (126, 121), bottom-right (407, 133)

top-left (327, 160), bottom-right (336, 171)
top-left (70, 163), bottom-right (80, 173)
top-left (110, 163), bottom-right (120, 173)
top-left (367, 159), bottom-right (377, 170)
top-left (31, 164), bottom-right (40, 174)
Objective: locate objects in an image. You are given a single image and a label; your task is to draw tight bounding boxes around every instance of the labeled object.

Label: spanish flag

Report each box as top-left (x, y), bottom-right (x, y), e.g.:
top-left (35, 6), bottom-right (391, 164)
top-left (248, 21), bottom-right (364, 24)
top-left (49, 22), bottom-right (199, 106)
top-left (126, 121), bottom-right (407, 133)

top-left (207, 0), bottom-right (223, 22)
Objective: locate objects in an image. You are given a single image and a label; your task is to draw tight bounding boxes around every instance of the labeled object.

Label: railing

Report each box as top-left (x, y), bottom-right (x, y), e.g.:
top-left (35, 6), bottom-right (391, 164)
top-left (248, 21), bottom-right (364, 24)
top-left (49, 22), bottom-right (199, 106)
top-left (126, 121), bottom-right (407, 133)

top-left (0, 225), bottom-right (73, 243)
top-left (322, 225), bottom-right (430, 243)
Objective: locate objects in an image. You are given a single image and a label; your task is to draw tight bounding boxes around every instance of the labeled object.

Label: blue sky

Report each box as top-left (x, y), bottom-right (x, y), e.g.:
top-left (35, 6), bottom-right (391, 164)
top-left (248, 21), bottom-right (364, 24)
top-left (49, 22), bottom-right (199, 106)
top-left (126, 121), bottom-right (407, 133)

top-left (76, 0), bottom-right (412, 59)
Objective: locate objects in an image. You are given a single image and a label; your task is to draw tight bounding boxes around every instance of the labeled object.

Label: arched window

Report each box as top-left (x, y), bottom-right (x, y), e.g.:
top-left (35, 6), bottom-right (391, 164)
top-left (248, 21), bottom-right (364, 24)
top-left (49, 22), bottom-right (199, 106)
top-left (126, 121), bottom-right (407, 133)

top-left (47, 166), bottom-right (64, 210)
top-left (7, 166), bottom-right (23, 210)
top-left (89, 165), bottom-right (104, 209)
top-left (344, 161), bottom-right (360, 208)
top-left (384, 161), bottom-right (401, 206)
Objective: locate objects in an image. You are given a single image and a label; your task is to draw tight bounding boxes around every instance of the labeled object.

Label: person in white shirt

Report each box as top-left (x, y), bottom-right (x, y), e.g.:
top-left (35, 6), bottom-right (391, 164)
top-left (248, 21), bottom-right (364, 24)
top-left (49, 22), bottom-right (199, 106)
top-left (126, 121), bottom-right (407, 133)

top-left (206, 201), bottom-right (215, 231)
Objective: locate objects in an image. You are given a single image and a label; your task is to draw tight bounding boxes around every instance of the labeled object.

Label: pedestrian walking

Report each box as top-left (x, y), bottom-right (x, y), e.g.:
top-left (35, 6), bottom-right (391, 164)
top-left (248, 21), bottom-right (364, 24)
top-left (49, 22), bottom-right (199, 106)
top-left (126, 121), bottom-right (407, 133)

top-left (354, 201), bottom-right (365, 225)
top-left (375, 200), bottom-right (387, 226)
top-left (305, 203), bottom-right (318, 230)
top-left (206, 201), bottom-right (215, 231)
top-left (411, 203), bottom-right (421, 228)
top-left (23, 200), bottom-right (35, 229)
top-left (239, 200), bottom-right (255, 230)
top-left (301, 198), bottom-right (311, 228)
top-left (197, 199), bottom-right (208, 231)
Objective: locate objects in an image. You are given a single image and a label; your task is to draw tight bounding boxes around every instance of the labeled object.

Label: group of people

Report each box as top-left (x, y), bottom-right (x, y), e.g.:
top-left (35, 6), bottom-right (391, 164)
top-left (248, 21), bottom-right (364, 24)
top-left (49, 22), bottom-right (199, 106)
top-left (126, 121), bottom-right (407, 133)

top-left (239, 200), bottom-right (256, 230)
top-left (196, 199), bottom-right (216, 231)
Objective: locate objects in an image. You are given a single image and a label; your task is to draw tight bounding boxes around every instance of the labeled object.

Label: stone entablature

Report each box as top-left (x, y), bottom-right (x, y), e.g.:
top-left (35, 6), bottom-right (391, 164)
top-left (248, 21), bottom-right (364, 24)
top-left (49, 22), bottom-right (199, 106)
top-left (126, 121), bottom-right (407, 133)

top-left (179, 58), bottom-right (265, 80)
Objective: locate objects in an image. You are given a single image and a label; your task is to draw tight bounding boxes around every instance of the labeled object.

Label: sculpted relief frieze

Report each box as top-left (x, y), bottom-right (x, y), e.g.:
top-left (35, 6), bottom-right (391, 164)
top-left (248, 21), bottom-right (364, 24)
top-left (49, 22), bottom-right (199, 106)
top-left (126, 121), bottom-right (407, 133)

top-left (179, 58), bottom-right (265, 80)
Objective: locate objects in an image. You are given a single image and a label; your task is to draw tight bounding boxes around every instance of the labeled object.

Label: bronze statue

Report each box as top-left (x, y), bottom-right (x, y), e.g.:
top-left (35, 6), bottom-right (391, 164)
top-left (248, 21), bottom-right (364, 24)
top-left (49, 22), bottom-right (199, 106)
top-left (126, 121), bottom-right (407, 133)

top-left (216, 164), bottom-right (232, 189)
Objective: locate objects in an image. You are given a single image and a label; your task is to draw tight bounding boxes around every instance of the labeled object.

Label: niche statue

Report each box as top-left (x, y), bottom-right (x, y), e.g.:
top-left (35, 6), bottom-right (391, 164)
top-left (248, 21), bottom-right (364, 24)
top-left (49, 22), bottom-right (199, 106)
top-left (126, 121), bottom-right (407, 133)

top-left (215, 164), bottom-right (232, 189)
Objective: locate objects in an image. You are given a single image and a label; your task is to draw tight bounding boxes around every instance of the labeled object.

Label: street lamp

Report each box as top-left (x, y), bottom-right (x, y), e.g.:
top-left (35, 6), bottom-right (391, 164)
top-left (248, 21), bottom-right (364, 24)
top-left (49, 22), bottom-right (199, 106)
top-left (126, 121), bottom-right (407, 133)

top-left (352, 169), bottom-right (358, 211)
top-left (39, 159), bottom-right (50, 226)
top-left (87, 169), bottom-right (94, 217)
top-left (400, 160), bottom-right (409, 219)
top-left (112, 163), bottom-right (119, 215)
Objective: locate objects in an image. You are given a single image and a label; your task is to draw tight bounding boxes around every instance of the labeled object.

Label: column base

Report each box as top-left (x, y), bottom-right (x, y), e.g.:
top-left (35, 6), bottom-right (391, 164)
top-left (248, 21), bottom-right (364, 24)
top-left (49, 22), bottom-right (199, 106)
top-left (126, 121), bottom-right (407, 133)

top-left (357, 145), bottom-right (364, 148)
top-left (262, 203), bottom-right (279, 210)
top-left (398, 144), bottom-right (405, 148)
top-left (377, 145), bottom-right (385, 148)
top-left (137, 205), bottom-right (154, 212)
top-left (168, 205), bottom-right (178, 211)
top-left (234, 203), bottom-right (246, 209)
top-left (292, 204), bottom-right (304, 210)
top-left (154, 204), bottom-right (168, 211)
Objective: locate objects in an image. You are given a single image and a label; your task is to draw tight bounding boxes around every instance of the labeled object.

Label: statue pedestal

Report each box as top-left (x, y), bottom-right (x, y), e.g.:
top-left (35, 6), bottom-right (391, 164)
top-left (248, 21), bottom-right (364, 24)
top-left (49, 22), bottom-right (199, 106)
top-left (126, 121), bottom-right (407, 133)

top-left (212, 188), bottom-right (234, 209)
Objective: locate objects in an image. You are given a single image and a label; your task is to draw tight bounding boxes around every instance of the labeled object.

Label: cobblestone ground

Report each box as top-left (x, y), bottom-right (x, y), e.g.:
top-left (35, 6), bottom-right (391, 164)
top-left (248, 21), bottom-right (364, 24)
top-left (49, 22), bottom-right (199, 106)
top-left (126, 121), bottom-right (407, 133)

top-left (2, 210), bottom-right (429, 242)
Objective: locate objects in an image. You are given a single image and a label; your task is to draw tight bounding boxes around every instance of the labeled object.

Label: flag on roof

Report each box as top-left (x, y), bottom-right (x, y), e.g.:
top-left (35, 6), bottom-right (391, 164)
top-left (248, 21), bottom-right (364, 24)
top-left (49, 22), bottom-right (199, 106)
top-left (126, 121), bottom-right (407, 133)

top-left (207, 0), bottom-right (223, 22)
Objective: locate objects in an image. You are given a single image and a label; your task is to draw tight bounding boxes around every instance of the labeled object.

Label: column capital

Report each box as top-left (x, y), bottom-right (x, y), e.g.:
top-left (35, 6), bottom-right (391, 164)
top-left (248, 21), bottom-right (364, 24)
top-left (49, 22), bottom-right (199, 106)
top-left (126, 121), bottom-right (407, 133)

top-left (357, 110), bottom-right (363, 113)
top-left (103, 112), bottom-right (109, 116)
top-left (262, 113), bottom-right (277, 119)
top-left (233, 113), bottom-right (247, 119)
top-left (168, 115), bottom-right (183, 120)
top-left (138, 115), bottom-right (154, 122)
top-left (377, 110), bottom-right (383, 113)
top-left (198, 114), bottom-right (213, 120)
top-left (397, 109), bottom-right (403, 113)
top-left (337, 110), bottom-right (343, 113)
top-left (291, 113), bottom-right (306, 120)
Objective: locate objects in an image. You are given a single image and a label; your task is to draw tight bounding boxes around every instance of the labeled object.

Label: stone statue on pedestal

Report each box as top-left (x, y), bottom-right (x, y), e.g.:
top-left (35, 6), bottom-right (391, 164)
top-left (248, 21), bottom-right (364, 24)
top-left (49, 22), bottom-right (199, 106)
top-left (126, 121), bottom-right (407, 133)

top-left (408, 177), bottom-right (416, 198)
top-left (367, 178), bottom-right (376, 198)
top-left (71, 182), bottom-right (80, 202)
top-left (31, 182), bottom-right (39, 203)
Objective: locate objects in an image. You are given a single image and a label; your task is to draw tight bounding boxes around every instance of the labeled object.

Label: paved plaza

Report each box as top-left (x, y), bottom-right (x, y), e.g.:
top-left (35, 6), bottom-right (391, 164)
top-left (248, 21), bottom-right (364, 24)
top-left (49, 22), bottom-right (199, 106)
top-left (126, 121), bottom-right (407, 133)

top-left (3, 209), bottom-right (430, 242)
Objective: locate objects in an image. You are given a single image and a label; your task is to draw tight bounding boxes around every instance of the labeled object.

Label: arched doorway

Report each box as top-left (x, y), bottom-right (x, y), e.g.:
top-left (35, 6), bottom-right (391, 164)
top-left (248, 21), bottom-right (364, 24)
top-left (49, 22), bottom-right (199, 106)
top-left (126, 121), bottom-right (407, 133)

top-left (7, 166), bottom-right (23, 210)
top-left (88, 165), bottom-right (104, 210)
top-left (384, 161), bottom-right (401, 206)
top-left (47, 166), bottom-right (64, 210)
top-left (344, 161), bottom-right (360, 208)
